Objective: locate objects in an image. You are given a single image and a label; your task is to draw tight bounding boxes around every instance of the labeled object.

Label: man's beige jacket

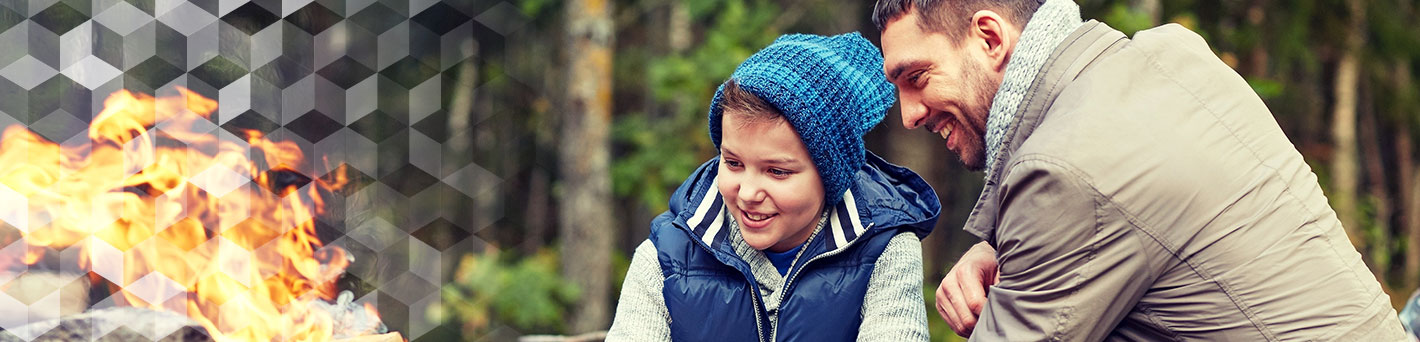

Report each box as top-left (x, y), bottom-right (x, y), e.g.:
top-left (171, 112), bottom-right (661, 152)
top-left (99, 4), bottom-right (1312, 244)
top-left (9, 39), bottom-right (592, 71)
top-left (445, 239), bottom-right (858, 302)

top-left (965, 21), bottom-right (1407, 341)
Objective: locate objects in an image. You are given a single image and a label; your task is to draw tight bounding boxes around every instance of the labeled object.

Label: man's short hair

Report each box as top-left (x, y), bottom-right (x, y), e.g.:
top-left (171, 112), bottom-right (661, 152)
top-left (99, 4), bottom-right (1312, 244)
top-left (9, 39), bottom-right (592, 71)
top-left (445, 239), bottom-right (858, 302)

top-left (872, 0), bottom-right (1043, 44)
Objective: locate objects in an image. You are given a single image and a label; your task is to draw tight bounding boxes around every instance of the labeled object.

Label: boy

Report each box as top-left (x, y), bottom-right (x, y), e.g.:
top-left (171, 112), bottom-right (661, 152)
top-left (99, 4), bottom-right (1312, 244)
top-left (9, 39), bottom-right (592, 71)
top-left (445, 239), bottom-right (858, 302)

top-left (607, 32), bottom-right (940, 341)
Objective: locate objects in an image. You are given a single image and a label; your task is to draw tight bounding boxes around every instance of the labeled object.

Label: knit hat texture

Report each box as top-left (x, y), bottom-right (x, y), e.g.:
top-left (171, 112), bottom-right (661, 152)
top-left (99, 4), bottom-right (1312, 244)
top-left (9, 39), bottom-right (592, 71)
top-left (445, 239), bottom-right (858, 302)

top-left (708, 32), bottom-right (896, 207)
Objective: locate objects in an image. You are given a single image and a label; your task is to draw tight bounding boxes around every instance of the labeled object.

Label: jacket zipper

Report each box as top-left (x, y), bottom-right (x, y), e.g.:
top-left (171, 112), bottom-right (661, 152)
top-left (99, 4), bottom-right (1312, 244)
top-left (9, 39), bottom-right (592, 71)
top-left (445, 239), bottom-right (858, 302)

top-left (682, 220), bottom-right (768, 342)
top-left (769, 222), bottom-right (876, 341)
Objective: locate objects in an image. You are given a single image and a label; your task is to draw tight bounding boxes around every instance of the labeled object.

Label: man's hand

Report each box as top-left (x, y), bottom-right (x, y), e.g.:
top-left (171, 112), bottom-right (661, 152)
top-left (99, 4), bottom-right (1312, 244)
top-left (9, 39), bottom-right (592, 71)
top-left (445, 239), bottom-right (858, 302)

top-left (936, 241), bottom-right (999, 337)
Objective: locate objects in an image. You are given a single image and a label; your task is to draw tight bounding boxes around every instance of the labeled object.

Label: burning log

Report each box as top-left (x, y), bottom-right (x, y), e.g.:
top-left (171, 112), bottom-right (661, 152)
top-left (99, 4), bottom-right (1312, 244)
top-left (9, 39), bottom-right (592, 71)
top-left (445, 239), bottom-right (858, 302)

top-left (0, 307), bottom-right (212, 342)
top-left (0, 89), bottom-right (396, 341)
top-left (0, 304), bottom-right (401, 342)
top-left (332, 333), bottom-right (404, 342)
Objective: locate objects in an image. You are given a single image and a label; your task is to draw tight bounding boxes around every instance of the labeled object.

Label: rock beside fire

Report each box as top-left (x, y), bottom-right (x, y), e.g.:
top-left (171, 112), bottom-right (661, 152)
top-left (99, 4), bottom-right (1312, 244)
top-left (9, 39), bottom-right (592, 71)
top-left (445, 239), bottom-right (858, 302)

top-left (0, 272), bottom-right (90, 330)
top-left (310, 290), bottom-right (388, 339)
top-left (0, 307), bottom-right (211, 342)
top-left (0, 290), bottom-right (392, 342)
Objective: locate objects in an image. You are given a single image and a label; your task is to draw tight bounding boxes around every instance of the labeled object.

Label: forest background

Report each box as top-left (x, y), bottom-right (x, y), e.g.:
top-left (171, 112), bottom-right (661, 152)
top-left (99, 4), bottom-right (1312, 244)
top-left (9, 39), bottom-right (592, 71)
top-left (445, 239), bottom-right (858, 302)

top-left (455, 0), bottom-right (1420, 340)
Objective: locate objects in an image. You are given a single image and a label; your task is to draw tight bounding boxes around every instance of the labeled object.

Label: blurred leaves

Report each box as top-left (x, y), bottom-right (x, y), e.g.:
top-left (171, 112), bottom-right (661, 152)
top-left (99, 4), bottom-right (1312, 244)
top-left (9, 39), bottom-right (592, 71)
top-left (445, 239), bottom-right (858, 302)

top-left (1101, 3), bottom-right (1156, 36)
top-left (442, 248), bottom-right (579, 335)
top-left (611, 0), bottom-right (782, 212)
top-left (1246, 78), bottom-right (1285, 100)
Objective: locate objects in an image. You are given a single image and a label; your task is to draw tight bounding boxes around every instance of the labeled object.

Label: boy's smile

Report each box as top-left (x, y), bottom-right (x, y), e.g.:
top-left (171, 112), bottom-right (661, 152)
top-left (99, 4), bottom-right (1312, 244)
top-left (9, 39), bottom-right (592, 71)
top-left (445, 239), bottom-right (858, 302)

top-left (716, 110), bottom-right (825, 253)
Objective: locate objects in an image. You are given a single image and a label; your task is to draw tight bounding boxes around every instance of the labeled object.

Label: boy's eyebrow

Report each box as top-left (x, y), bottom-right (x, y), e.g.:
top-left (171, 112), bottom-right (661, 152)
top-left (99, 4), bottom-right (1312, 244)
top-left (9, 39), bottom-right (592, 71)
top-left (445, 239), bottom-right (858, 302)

top-left (887, 60), bottom-right (930, 83)
top-left (761, 157), bottom-right (803, 166)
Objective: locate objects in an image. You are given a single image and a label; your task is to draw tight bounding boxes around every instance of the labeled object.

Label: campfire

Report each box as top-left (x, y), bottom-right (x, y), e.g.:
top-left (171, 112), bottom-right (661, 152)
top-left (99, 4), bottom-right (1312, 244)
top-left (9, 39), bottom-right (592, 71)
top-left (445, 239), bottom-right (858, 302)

top-left (0, 89), bottom-right (401, 342)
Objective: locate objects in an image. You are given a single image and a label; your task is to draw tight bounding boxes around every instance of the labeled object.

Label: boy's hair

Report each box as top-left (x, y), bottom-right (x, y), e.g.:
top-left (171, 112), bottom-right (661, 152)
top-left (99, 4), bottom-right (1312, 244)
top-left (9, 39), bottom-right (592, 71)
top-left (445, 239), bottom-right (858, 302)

top-left (718, 79), bottom-right (783, 126)
top-left (871, 0), bottom-right (1042, 45)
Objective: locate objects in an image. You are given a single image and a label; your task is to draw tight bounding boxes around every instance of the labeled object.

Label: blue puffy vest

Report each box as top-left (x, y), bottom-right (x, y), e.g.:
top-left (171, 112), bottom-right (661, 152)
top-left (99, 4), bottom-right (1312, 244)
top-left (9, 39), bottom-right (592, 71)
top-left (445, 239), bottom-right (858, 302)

top-left (649, 152), bottom-right (939, 341)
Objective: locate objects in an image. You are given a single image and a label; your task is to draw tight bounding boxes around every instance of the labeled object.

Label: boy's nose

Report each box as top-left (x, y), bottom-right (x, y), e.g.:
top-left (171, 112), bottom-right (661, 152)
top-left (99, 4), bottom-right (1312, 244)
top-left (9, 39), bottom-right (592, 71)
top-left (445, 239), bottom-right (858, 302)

top-left (737, 179), bottom-right (767, 203)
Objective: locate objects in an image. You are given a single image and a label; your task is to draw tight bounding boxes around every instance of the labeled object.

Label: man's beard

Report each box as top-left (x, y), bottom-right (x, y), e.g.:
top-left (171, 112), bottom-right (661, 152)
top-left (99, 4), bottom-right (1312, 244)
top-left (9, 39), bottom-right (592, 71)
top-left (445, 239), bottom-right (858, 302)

top-left (957, 61), bottom-right (998, 172)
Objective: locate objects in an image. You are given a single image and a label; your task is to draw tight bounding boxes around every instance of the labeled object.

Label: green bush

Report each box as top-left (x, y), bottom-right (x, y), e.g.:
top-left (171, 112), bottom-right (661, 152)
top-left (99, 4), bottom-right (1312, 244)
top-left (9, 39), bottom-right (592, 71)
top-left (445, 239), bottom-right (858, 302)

top-left (440, 248), bottom-right (580, 336)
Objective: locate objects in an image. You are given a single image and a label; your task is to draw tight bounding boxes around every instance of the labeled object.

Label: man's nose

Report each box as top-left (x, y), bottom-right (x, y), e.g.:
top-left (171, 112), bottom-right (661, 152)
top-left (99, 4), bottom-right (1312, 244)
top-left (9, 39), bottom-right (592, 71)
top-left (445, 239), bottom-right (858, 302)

top-left (899, 91), bottom-right (928, 130)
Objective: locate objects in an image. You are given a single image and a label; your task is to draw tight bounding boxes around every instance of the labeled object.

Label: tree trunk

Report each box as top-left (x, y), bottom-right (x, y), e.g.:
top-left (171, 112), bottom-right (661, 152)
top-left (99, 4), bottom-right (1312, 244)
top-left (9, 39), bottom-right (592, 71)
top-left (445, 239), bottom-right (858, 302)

top-left (523, 168), bottom-right (551, 254)
top-left (1131, 0), bottom-right (1162, 25)
top-left (668, 2), bottom-right (690, 53)
top-left (1243, 0), bottom-right (1269, 77)
top-left (1359, 91), bottom-right (1390, 279)
top-left (448, 40), bottom-right (489, 236)
top-left (1329, 0), bottom-right (1365, 250)
top-left (560, 0), bottom-right (616, 334)
top-left (1396, 60), bottom-right (1420, 290)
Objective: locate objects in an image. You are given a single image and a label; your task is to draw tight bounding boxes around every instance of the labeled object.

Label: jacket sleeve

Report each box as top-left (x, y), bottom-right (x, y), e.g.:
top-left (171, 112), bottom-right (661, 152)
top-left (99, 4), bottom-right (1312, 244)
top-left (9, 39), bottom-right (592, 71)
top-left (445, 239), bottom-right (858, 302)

top-left (856, 231), bottom-right (930, 342)
top-left (606, 240), bottom-right (672, 341)
top-left (970, 157), bottom-right (1154, 342)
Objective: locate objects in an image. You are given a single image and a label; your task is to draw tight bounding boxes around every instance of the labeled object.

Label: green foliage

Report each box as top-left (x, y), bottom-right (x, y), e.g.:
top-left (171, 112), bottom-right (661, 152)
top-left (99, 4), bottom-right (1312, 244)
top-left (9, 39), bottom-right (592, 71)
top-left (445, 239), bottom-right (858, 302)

top-left (1101, 3), bottom-right (1157, 37)
top-left (611, 113), bottom-right (708, 211)
top-left (440, 248), bottom-right (580, 335)
top-left (1246, 78), bottom-right (1285, 100)
top-left (610, 248), bottom-right (631, 296)
top-left (520, 0), bottom-right (562, 18)
top-left (1357, 194), bottom-right (1402, 281)
top-left (1271, 0), bottom-right (1324, 76)
top-left (611, 0), bottom-right (784, 212)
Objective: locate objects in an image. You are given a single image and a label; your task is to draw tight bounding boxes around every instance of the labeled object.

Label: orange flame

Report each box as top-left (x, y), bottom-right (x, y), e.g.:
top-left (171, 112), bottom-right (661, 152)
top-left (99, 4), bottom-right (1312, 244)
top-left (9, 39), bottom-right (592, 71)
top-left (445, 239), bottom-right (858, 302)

top-left (0, 89), bottom-right (365, 341)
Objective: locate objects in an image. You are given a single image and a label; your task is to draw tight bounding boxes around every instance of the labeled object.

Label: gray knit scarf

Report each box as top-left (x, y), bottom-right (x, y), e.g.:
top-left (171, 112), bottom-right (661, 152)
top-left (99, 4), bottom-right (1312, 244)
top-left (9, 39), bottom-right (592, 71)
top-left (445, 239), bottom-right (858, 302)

top-left (982, 0), bottom-right (1083, 177)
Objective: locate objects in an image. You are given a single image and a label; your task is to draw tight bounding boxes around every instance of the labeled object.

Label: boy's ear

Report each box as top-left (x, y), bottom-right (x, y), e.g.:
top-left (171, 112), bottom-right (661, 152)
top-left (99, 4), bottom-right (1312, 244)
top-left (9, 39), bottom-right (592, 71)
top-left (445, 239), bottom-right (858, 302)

top-left (969, 10), bottom-right (1015, 72)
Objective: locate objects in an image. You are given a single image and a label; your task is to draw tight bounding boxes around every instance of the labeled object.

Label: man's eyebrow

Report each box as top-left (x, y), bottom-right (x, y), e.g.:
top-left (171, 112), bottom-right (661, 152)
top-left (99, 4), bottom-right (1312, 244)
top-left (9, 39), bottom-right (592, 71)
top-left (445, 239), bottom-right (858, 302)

top-left (888, 60), bottom-right (929, 83)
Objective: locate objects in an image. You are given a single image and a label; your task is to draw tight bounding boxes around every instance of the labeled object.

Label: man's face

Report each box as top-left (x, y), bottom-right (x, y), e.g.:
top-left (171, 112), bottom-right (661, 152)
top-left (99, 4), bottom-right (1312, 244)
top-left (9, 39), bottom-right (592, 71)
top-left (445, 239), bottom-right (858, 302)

top-left (717, 112), bottom-right (825, 253)
top-left (881, 11), bottom-right (1000, 171)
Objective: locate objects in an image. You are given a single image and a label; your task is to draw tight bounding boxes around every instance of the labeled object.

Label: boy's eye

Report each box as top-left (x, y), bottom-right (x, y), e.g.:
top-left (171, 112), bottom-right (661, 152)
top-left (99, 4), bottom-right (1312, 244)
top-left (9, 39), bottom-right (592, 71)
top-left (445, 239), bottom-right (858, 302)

top-left (768, 168), bottom-right (792, 176)
top-left (724, 160), bottom-right (743, 168)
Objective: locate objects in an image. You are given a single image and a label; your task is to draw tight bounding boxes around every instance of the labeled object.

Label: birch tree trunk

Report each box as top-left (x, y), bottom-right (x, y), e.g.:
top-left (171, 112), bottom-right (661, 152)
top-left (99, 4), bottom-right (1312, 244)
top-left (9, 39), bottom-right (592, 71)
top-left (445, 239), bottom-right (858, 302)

top-left (559, 0), bottom-right (615, 333)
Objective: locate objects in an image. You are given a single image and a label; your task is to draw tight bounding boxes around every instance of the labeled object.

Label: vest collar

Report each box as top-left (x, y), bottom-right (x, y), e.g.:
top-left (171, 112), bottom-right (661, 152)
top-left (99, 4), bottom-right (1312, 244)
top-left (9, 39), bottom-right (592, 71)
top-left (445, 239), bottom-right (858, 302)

top-left (684, 178), bottom-right (869, 254)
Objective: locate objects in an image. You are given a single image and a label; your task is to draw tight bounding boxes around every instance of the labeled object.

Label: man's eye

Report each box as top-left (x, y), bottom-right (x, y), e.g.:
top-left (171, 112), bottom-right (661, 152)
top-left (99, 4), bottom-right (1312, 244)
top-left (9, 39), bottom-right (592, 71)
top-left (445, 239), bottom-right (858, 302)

top-left (909, 71), bottom-right (926, 85)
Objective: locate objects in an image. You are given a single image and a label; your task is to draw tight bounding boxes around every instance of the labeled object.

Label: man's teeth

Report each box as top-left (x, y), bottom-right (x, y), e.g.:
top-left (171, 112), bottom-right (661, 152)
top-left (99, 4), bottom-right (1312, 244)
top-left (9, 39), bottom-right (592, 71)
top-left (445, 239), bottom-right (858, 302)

top-left (939, 126), bottom-right (951, 140)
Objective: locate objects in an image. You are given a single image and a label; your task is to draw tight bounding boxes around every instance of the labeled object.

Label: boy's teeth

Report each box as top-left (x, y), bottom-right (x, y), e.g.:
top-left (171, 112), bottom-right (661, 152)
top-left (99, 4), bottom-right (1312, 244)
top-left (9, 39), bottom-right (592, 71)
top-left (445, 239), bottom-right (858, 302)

top-left (747, 213), bottom-right (771, 221)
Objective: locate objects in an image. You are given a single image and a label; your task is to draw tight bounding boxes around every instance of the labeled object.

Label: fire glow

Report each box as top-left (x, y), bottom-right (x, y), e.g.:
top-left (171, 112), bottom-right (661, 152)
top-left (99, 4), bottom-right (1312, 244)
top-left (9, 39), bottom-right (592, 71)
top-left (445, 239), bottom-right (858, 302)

top-left (0, 89), bottom-right (375, 341)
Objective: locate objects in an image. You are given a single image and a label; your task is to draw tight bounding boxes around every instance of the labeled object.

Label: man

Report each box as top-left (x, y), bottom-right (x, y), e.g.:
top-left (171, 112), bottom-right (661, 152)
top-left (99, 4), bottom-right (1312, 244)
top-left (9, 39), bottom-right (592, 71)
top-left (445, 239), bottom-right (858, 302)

top-left (872, 0), bottom-right (1408, 340)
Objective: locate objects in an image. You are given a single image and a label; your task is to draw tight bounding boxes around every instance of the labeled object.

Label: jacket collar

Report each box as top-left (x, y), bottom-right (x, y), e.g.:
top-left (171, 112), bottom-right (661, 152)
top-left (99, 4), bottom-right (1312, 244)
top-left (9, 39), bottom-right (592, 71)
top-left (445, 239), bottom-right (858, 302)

top-left (961, 21), bottom-right (1129, 244)
top-left (982, 0), bottom-right (1083, 177)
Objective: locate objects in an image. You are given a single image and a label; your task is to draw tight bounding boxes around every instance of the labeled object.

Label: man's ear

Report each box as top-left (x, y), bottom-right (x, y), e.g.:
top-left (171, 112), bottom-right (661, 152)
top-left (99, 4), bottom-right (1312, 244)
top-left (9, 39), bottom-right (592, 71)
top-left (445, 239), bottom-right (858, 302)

top-left (969, 10), bottom-right (1015, 72)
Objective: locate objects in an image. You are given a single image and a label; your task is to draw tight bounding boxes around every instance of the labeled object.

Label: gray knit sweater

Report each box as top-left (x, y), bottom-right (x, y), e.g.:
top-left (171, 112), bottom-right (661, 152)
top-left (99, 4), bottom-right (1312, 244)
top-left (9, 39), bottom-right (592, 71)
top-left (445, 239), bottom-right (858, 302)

top-left (606, 213), bottom-right (929, 341)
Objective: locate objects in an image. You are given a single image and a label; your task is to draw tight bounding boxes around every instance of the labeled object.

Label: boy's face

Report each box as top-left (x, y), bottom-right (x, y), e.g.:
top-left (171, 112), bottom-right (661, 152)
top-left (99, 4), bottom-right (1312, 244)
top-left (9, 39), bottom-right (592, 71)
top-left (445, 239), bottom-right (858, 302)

top-left (717, 111), bottom-right (825, 253)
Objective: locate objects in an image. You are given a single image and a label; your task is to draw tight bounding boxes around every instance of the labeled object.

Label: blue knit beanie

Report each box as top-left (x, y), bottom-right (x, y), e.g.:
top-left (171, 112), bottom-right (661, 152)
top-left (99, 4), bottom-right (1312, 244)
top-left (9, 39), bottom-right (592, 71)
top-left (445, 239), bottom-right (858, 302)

top-left (708, 32), bottom-right (896, 207)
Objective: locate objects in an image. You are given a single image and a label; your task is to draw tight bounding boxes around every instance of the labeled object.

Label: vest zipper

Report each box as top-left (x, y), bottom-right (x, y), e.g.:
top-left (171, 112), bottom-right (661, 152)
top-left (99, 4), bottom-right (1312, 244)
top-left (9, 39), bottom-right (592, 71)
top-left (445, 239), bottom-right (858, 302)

top-left (684, 222), bottom-right (768, 342)
top-left (769, 222), bottom-right (875, 341)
